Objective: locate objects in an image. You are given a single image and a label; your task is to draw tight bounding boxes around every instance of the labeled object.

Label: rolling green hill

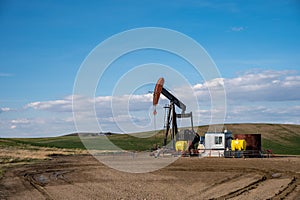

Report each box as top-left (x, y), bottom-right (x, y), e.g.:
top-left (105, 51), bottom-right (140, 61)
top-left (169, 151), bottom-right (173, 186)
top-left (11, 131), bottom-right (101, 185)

top-left (1, 124), bottom-right (300, 155)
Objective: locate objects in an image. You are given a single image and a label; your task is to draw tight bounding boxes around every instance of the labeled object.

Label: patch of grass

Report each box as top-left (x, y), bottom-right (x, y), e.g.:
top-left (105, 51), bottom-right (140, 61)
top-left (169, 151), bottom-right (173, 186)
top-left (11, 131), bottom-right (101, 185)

top-left (76, 131), bottom-right (166, 151)
top-left (2, 137), bottom-right (86, 150)
top-left (0, 139), bottom-right (24, 148)
top-left (262, 136), bottom-right (300, 155)
top-left (1, 132), bottom-right (166, 151)
top-left (107, 133), bottom-right (164, 151)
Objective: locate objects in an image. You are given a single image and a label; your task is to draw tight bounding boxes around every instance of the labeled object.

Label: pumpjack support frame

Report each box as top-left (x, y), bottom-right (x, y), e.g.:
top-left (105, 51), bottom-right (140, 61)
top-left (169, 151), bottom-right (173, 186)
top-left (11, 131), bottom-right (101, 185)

top-left (153, 78), bottom-right (197, 149)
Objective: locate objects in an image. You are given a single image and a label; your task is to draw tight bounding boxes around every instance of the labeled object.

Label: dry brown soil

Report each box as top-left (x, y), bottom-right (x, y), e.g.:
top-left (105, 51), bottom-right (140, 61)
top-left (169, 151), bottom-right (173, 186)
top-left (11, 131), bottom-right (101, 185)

top-left (0, 154), bottom-right (299, 200)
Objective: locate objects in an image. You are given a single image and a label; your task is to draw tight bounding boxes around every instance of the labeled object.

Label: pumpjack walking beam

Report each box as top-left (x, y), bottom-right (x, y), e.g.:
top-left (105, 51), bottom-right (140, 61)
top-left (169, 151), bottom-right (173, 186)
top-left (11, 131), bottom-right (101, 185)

top-left (161, 88), bottom-right (186, 114)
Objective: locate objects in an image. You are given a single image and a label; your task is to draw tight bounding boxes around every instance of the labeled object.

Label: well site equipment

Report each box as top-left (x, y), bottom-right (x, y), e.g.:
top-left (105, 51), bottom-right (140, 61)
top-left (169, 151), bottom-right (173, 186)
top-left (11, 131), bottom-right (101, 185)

top-left (152, 77), bottom-right (262, 158)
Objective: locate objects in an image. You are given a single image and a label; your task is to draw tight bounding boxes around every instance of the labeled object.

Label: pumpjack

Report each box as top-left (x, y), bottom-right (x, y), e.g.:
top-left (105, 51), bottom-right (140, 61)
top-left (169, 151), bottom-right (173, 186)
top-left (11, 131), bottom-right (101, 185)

top-left (153, 77), bottom-right (200, 154)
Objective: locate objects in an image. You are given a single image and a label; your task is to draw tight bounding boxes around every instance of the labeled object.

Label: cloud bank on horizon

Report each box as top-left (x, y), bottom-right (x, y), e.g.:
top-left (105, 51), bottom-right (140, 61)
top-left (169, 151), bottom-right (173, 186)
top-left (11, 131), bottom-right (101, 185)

top-left (1, 69), bottom-right (299, 137)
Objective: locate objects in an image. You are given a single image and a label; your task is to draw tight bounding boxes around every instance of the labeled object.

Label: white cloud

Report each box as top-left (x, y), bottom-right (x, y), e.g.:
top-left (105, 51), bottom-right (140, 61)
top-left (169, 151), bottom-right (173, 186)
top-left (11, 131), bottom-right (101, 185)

top-left (24, 94), bottom-right (152, 114)
top-left (25, 97), bottom-right (72, 112)
top-left (225, 105), bottom-right (300, 124)
top-left (7, 118), bottom-right (31, 131)
top-left (0, 107), bottom-right (11, 113)
top-left (10, 125), bottom-right (16, 129)
top-left (11, 118), bottom-right (30, 124)
top-left (231, 26), bottom-right (245, 32)
top-left (0, 116), bottom-right (76, 137)
top-left (193, 70), bottom-right (300, 102)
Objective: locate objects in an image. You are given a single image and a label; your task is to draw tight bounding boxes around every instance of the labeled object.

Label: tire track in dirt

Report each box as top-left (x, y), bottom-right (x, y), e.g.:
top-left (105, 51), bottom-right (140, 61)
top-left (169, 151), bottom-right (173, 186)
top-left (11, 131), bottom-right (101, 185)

top-left (183, 166), bottom-right (269, 200)
top-left (219, 175), bottom-right (298, 200)
top-left (213, 175), bottom-right (267, 199)
top-left (199, 174), bottom-right (266, 199)
top-left (24, 174), bottom-right (53, 200)
top-left (23, 170), bottom-right (74, 200)
top-left (192, 173), bottom-right (244, 197)
top-left (272, 176), bottom-right (298, 199)
top-left (12, 156), bottom-right (94, 199)
top-left (229, 177), bottom-right (294, 200)
top-left (185, 166), bottom-right (298, 200)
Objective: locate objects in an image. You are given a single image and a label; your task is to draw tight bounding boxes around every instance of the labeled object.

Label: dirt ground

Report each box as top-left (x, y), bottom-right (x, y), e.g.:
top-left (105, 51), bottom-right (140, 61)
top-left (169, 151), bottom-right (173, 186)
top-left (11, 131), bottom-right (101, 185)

top-left (0, 154), bottom-right (299, 200)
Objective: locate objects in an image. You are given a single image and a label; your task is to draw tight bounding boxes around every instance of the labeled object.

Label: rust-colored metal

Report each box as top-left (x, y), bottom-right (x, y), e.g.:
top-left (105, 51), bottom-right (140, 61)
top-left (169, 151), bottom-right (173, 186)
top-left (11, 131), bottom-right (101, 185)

top-left (234, 134), bottom-right (261, 151)
top-left (153, 77), bottom-right (164, 106)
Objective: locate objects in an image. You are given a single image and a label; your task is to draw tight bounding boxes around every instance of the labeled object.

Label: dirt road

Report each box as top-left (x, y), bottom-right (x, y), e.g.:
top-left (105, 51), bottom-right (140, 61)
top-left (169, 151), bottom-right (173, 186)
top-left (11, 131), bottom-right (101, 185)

top-left (0, 154), bottom-right (299, 200)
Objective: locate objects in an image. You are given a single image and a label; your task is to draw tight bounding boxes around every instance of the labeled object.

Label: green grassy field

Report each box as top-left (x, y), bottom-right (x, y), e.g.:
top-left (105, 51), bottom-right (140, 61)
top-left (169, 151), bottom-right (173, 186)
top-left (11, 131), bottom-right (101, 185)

top-left (2, 137), bottom-right (86, 149)
top-left (1, 124), bottom-right (300, 155)
top-left (1, 131), bottom-right (166, 151)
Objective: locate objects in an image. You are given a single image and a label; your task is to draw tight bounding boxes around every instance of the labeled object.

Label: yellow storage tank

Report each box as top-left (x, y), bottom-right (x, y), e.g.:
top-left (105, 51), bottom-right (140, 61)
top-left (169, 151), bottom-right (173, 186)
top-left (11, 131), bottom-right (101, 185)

top-left (175, 141), bottom-right (188, 151)
top-left (197, 143), bottom-right (205, 153)
top-left (231, 139), bottom-right (246, 151)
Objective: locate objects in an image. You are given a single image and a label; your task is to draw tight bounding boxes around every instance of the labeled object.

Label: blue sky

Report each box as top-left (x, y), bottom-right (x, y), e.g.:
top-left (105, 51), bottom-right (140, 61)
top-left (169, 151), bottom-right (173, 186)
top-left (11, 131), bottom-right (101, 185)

top-left (1, 0), bottom-right (300, 137)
